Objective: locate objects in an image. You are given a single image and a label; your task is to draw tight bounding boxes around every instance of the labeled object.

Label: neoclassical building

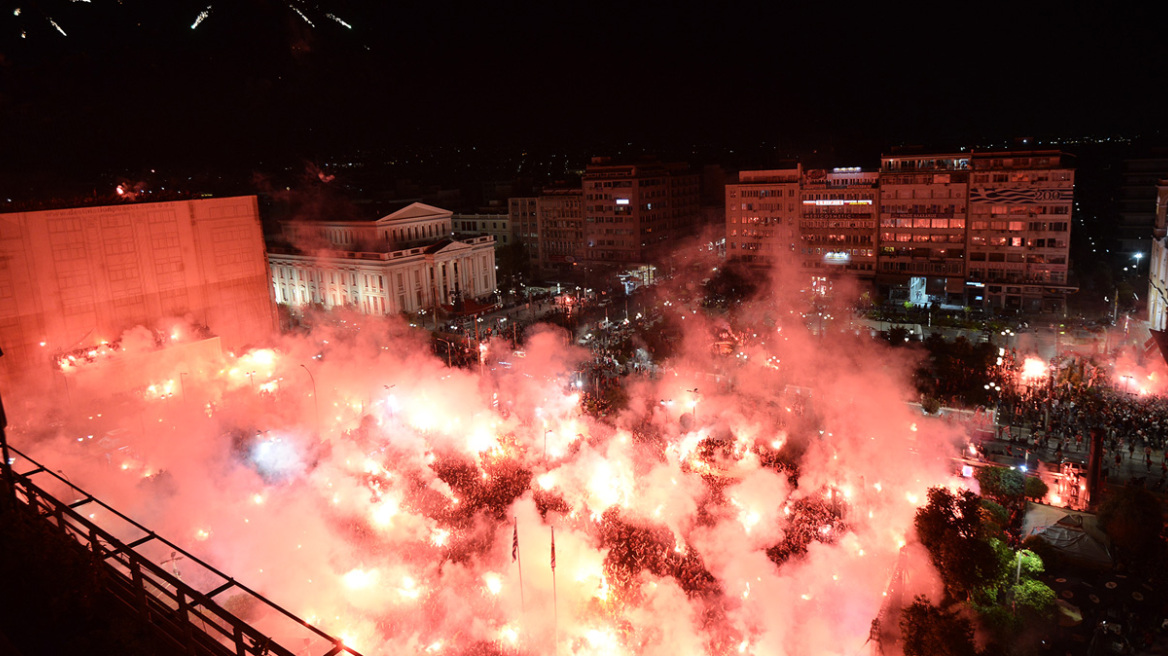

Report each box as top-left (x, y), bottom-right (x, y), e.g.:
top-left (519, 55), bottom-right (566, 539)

top-left (268, 203), bottom-right (497, 317)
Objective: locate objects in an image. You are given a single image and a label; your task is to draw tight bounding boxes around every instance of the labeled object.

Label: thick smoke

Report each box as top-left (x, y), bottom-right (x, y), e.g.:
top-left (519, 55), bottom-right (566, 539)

top-left (7, 258), bottom-right (966, 655)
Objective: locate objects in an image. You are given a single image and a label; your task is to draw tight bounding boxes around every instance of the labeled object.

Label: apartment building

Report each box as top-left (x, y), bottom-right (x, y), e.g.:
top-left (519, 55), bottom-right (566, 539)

top-left (537, 188), bottom-right (585, 275)
top-left (877, 154), bottom-right (971, 305)
top-left (453, 212), bottom-right (512, 246)
top-left (509, 197), bottom-right (539, 262)
top-left (725, 167), bottom-right (802, 264)
top-left (728, 150), bottom-right (1075, 311)
top-left (800, 167), bottom-right (879, 281)
top-left (1149, 183), bottom-right (1168, 331)
top-left (582, 157), bottom-right (701, 266)
top-left (967, 151), bottom-right (1075, 312)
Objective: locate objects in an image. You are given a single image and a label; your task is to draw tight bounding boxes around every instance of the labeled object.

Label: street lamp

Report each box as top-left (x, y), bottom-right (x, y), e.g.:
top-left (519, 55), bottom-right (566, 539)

top-left (687, 388), bottom-right (700, 423)
top-left (300, 364), bottom-right (320, 437)
top-left (435, 338), bottom-right (455, 367)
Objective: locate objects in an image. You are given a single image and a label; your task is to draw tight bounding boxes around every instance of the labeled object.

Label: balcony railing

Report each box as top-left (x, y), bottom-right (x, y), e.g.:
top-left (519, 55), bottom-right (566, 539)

top-left (0, 441), bottom-right (360, 656)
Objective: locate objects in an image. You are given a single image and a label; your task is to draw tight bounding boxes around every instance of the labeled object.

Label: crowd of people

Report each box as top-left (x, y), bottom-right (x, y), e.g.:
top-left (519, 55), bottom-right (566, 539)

top-left (988, 363), bottom-right (1168, 489)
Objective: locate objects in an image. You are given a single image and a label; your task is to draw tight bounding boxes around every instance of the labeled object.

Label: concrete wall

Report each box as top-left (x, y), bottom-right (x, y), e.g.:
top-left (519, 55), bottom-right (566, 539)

top-left (0, 196), bottom-right (275, 384)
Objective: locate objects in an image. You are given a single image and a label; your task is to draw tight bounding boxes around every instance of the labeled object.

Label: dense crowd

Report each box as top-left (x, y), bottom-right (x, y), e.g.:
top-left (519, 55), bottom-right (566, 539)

top-left (993, 367), bottom-right (1168, 486)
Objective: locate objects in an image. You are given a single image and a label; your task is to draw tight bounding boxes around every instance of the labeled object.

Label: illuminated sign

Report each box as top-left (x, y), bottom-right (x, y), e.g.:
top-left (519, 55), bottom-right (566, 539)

top-left (823, 252), bottom-right (851, 265)
top-left (615, 198), bottom-right (630, 205)
top-left (801, 199), bottom-right (874, 206)
top-left (969, 188), bottom-right (1072, 203)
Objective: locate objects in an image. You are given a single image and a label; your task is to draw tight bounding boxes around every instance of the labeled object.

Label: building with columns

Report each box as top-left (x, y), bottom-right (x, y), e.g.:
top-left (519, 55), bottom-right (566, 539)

top-left (268, 202), bottom-right (497, 317)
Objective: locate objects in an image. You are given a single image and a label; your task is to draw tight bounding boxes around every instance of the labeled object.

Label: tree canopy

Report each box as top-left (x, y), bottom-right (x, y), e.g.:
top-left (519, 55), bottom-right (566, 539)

top-left (915, 487), bottom-right (1007, 601)
top-left (900, 596), bottom-right (978, 656)
top-left (975, 466), bottom-right (1025, 504)
top-left (1098, 484), bottom-right (1164, 565)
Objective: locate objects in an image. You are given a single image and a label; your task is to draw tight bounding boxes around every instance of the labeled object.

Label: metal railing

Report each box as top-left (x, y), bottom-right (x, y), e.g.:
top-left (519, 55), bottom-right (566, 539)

top-left (0, 440), bottom-right (362, 656)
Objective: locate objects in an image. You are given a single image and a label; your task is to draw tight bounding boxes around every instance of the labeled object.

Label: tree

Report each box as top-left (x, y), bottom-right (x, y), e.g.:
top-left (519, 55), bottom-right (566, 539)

top-left (1099, 484), bottom-right (1164, 565)
top-left (900, 596), bottom-right (978, 656)
top-left (1023, 476), bottom-right (1049, 501)
top-left (1011, 578), bottom-right (1056, 622)
top-left (915, 487), bottom-right (1007, 601)
top-left (973, 548), bottom-right (1056, 652)
top-left (979, 499), bottom-right (1010, 534)
top-left (975, 466), bottom-right (1024, 504)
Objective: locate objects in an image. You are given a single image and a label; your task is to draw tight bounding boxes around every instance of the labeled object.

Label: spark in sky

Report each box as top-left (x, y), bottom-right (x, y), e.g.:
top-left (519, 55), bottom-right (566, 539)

top-left (191, 5), bottom-right (211, 30)
top-left (325, 13), bottom-right (351, 29)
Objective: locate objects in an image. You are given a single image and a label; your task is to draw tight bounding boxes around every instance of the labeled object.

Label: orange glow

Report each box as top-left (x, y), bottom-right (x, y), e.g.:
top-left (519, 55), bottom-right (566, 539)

top-left (1021, 357), bottom-right (1047, 381)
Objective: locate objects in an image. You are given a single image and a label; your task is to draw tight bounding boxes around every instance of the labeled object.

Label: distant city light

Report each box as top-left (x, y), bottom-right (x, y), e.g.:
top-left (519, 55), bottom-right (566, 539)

top-left (801, 199), bottom-right (872, 206)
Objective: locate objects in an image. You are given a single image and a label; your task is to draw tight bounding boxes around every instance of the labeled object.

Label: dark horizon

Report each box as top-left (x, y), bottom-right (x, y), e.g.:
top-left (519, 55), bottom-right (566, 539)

top-left (3, 2), bottom-right (1166, 189)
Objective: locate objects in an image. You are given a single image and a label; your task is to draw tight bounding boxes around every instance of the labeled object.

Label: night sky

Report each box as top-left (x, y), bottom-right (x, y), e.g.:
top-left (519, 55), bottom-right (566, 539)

top-left (2, 2), bottom-right (1166, 182)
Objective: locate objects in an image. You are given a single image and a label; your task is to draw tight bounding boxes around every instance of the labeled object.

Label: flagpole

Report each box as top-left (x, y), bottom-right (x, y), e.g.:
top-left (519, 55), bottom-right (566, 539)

top-left (514, 517), bottom-right (525, 612)
top-left (551, 525), bottom-right (558, 651)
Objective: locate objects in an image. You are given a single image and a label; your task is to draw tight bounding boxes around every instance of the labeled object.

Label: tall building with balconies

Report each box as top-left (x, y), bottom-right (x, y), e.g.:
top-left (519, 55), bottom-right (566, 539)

top-left (725, 167), bottom-right (802, 264)
top-left (1147, 182), bottom-right (1168, 331)
top-left (582, 157), bottom-right (700, 266)
top-left (967, 151), bottom-right (1075, 312)
top-left (799, 167), bottom-right (879, 281)
top-left (877, 154), bottom-right (971, 305)
top-left (537, 188), bottom-right (585, 275)
top-left (509, 197), bottom-right (539, 263)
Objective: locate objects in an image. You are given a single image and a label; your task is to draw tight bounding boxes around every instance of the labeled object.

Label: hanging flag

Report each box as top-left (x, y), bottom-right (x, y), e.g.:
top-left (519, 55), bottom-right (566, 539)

top-left (550, 526), bottom-right (556, 571)
top-left (512, 520), bottom-right (519, 562)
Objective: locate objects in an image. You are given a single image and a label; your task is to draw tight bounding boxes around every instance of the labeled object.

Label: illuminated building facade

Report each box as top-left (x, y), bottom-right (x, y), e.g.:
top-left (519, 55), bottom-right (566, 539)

top-left (725, 167), bottom-right (802, 264)
top-left (0, 196), bottom-right (276, 381)
top-left (967, 151), bottom-right (1075, 312)
top-left (268, 202), bottom-right (497, 317)
top-left (1148, 183), bottom-right (1168, 331)
top-left (728, 151), bottom-right (1075, 311)
top-left (877, 154), bottom-right (971, 305)
top-left (582, 157), bottom-right (701, 266)
top-left (800, 168), bottom-right (879, 280)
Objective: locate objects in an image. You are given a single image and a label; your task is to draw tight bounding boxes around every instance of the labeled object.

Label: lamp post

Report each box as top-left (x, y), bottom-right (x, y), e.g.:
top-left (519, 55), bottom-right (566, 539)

top-left (178, 372), bottom-right (188, 404)
top-left (435, 338), bottom-right (455, 367)
top-left (56, 469), bottom-right (78, 503)
top-left (687, 388), bottom-right (700, 423)
top-left (300, 364), bottom-right (320, 437)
